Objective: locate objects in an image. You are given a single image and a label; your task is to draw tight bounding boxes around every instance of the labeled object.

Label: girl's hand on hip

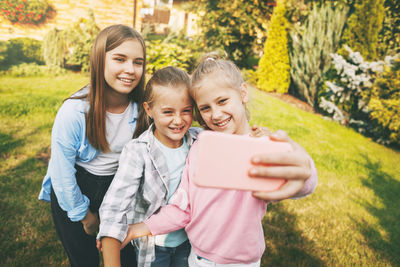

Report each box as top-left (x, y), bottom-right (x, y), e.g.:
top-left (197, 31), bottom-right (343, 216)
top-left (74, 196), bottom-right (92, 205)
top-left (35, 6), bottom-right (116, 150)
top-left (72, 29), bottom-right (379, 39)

top-left (249, 130), bottom-right (311, 202)
top-left (121, 222), bottom-right (152, 249)
top-left (81, 210), bottom-right (100, 236)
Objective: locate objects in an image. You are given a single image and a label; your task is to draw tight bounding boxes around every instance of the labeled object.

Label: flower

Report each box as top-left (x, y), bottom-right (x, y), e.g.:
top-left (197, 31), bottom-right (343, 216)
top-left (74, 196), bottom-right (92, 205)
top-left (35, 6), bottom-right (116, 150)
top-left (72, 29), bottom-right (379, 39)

top-left (0, 0), bottom-right (53, 24)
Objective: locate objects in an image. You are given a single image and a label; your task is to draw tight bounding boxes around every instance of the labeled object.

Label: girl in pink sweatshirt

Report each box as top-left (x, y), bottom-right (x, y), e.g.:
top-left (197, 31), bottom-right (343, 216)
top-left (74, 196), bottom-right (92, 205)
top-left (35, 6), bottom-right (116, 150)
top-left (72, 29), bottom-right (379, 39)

top-left (121, 54), bottom-right (318, 266)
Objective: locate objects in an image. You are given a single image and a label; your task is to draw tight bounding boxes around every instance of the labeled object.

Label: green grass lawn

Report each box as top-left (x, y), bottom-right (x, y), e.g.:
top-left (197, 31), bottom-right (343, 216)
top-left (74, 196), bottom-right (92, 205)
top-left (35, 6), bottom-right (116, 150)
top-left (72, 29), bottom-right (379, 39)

top-left (1, 74), bottom-right (399, 266)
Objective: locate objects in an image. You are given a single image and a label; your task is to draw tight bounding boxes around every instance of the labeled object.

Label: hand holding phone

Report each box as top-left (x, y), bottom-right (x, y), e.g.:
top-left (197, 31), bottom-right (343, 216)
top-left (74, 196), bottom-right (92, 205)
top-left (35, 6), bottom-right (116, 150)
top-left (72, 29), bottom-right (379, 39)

top-left (194, 131), bottom-right (292, 192)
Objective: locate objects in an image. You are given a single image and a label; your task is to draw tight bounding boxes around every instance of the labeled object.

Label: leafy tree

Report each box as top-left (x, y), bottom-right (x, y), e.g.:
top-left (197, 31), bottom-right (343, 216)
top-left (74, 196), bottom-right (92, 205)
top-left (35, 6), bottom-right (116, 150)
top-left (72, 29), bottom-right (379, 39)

top-left (340, 0), bottom-right (385, 60)
top-left (257, 0), bottom-right (290, 93)
top-left (42, 10), bottom-right (99, 72)
top-left (188, 0), bottom-right (275, 68)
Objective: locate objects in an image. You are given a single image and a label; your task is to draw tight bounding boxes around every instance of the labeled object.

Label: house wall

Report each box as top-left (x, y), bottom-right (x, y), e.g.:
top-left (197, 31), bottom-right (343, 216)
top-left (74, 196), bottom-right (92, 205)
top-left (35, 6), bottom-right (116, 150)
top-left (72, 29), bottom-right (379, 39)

top-left (169, 1), bottom-right (199, 37)
top-left (0, 0), bottom-right (143, 41)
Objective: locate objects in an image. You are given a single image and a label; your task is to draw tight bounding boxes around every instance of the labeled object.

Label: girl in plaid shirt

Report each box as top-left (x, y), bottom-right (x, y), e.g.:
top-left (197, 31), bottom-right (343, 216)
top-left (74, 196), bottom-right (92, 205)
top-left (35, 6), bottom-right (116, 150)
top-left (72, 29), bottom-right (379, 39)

top-left (120, 54), bottom-right (317, 266)
top-left (98, 66), bottom-right (201, 267)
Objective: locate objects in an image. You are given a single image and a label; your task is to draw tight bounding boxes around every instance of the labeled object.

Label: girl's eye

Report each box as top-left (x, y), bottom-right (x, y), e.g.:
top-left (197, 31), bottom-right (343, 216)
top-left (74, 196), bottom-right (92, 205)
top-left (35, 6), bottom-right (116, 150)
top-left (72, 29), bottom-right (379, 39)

top-left (114, 57), bottom-right (125, 62)
top-left (218, 98), bottom-right (228, 104)
top-left (134, 60), bottom-right (144, 66)
top-left (163, 111), bottom-right (172, 114)
top-left (183, 108), bottom-right (192, 113)
top-left (199, 106), bottom-right (209, 112)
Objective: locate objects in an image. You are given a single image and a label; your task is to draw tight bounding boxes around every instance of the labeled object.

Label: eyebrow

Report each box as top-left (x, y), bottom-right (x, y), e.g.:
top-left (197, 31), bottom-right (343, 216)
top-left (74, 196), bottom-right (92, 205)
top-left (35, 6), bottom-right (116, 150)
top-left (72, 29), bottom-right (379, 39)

top-left (111, 53), bottom-right (144, 61)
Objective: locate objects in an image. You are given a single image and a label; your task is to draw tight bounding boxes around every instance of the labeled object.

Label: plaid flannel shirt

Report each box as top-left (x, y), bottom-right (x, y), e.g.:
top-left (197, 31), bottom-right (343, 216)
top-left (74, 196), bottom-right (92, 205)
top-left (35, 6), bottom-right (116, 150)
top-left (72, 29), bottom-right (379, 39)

top-left (98, 124), bottom-right (201, 266)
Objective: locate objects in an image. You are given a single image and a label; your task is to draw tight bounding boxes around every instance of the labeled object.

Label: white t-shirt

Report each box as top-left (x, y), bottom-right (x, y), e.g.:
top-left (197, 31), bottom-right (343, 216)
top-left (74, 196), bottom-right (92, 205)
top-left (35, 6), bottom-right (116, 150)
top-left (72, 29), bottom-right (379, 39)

top-left (153, 136), bottom-right (190, 247)
top-left (76, 102), bottom-right (133, 176)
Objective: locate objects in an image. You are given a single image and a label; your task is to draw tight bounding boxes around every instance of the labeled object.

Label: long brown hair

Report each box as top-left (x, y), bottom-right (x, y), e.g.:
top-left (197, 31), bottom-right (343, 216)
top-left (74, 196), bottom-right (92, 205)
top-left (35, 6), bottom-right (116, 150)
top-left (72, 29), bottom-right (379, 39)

top-left (133, 66), bottom-right (191, 138)
top-left (69, 24), bottom-right (146, 152)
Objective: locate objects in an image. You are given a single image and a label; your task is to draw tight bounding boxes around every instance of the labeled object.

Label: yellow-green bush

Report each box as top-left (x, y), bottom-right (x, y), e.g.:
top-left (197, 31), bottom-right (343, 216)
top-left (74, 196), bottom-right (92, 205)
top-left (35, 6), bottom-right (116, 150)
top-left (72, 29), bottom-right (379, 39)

top-left (368, 58), bottom-right (400, 145)
top-left (257, 0), bottom-right (290, 94)
top-left (340, 0), bottom-right (385, 60)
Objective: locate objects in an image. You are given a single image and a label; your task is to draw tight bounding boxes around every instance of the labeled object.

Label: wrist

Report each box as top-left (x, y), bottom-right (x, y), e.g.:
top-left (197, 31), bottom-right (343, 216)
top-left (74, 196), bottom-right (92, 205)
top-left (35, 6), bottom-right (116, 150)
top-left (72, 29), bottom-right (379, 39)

top-left (80, 210), bottom-right (91, 223)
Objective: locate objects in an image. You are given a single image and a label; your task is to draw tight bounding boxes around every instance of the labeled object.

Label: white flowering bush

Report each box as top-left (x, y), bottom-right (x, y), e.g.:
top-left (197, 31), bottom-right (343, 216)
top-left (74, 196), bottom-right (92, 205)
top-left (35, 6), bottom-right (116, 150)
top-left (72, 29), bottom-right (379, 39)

top-left (320, 45), bottom-right (399, 145)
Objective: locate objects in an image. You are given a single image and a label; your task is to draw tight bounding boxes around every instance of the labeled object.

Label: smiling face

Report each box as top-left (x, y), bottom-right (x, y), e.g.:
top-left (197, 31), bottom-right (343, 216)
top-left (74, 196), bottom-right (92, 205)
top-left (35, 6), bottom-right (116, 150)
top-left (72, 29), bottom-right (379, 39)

top-left (144, 85), bottom-right (193, 148)
top-left (195, 73), bottom-right (250, 135)
top-left (104, 39), bottom-right (144, 97)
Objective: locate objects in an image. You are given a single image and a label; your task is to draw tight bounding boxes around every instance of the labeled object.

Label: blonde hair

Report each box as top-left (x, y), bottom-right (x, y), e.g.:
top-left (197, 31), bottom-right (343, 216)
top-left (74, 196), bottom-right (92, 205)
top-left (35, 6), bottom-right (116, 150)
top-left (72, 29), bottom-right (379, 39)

top-left (133, 66), bottom-right (191, 138)
top-left (190, 51), bottom-right (249, 128)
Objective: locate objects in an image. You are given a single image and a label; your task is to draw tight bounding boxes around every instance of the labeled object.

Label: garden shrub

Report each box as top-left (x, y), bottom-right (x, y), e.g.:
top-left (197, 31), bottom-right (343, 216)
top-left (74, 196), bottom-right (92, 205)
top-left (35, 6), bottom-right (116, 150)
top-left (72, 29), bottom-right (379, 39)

top-left (0, 37), bottom-right (43, 70)
top-left (367, 58), bottom-right (400, 145)
top-left (4, 63), bottom-right (67, 77)
top-left (257, 0), bottom-right (290, 94)
top-left (0, 41), bottom-right (7, 65)
top-left (146, 40), bottom-right (191, 75)
top-left (340, 0), bottom-right (385, 60)
top-left (289, 2), bottom-right (348, 107)
top-left (378, 0), bottom-right (400, 56)
top-left (0, 0), bottom-right (55, 25)
top-left (320, 45), bottom-right (399, 145)
top-left (146, 32), bottom-right (205, 74)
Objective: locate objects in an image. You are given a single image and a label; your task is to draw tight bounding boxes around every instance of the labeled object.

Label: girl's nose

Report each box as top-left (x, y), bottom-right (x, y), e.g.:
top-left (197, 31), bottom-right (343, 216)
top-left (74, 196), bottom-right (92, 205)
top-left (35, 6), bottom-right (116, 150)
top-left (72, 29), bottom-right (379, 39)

top-left (125, 62), bottom-right (135, 73)
top-left (211, 108), bottom-right (222, 120)
top-left (173, 115), bottom-right (183, 124)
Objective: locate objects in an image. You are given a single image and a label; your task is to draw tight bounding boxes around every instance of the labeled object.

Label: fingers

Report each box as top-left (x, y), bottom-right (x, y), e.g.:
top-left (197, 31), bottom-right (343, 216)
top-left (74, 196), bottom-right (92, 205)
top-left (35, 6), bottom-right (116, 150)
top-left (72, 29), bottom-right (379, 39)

top-left (83, 224), bottom-right (97, 236)
top-left (249, 165), bottom-right (310, 180)
top-left (96, 240), bottom-right (102, 251)
top-left (269, 130), bottom-right (290, 142)
top-left (251, 150), bottom-right (310, 173)
top-left (250, 125), bottom-right (271, 137)
top-left (268, 130), bottom-right (306, 151)
top-left (252, 180), bottom-right (304, 201)
top-left (120, 239), bottom-right (129, 250)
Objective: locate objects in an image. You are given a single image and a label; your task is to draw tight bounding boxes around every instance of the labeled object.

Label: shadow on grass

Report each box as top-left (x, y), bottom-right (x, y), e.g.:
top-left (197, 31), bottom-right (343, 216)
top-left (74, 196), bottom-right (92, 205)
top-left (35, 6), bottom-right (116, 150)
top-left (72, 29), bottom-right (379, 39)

top-left (0, 132), bottom-right (24, 157)
top-left (356, 154), bottom-right (400, 265)
top-left (0, 122), bottom-right (53, 159)
top-left (261, 202), bottom-right (325, 266)
top-left (0, 155), bottom-right (67, 266)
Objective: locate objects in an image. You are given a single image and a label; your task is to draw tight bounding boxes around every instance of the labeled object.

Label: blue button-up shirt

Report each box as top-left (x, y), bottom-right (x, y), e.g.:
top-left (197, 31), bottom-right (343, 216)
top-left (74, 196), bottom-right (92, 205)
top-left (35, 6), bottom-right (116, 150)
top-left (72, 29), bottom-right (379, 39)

top-left (38, 89), bottom-right (138, 222)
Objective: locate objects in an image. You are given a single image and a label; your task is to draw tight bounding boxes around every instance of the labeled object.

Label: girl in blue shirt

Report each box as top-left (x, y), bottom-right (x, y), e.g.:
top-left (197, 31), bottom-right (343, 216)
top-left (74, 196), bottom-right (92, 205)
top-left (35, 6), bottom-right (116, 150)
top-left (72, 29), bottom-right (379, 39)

top-left (38, 24), bottom-right (145, 267)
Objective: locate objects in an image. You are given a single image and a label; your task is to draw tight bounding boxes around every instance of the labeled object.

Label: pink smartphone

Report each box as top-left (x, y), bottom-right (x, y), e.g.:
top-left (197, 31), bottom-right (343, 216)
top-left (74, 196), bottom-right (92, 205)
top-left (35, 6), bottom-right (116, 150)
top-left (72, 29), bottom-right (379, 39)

top-left (194, 131), bottom-right (293, 192)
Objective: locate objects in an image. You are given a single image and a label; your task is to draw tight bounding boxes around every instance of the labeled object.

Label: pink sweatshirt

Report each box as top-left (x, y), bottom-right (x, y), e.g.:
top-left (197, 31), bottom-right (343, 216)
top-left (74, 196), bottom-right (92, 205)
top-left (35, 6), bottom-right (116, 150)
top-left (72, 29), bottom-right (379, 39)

top-left (144, 141), bottom-right (317, 264)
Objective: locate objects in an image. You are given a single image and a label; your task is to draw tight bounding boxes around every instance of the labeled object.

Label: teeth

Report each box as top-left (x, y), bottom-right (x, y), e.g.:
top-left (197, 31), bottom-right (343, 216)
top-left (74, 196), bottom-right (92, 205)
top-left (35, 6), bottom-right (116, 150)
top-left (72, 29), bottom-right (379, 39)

top-left (119, 77), bottom-right (133, 83)
top-left (170, 125), bottom-right (185, 131)
top-left (215, 117), bottom-right (230, 127)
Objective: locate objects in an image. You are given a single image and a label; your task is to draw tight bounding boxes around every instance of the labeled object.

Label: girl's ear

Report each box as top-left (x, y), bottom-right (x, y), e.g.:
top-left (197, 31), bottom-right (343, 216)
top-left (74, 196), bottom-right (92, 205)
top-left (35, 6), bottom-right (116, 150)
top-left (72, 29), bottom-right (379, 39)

top-left (143, 102), bottom-right (152, 118)
top-left (240, 83), bottom-right (249, 103)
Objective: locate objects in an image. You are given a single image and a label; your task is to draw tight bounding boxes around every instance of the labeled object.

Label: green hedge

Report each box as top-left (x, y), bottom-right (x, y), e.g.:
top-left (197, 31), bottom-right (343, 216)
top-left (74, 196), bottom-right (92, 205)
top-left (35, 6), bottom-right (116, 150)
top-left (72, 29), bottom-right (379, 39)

top-left (0, 37), bottom-right (44, 70)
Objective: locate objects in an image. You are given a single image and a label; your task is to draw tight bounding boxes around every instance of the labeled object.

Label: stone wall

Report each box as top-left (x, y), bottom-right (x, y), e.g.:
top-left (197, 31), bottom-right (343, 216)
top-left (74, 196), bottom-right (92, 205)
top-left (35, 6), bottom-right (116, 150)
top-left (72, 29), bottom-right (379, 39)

top-left (0, 0), bottom-right (142, 41)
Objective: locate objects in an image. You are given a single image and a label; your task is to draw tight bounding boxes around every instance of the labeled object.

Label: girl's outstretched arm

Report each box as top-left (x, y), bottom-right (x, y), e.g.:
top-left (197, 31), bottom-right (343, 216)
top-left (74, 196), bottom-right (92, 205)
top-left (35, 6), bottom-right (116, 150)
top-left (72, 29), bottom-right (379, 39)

top-left (120, 222), bottom-right (151, 249)
top-left (102, 237), bottom-right (122, 267)
top-left (249, 130), bottom-right (317, 201)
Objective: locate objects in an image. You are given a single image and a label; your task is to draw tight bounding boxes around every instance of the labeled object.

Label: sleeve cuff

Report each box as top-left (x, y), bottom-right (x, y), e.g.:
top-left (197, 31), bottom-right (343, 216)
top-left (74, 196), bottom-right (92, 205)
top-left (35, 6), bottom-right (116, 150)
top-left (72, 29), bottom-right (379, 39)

top-left (67, 194), bottom-right (90, 222)
top-left (97, 222), bottom-right (129, 242)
